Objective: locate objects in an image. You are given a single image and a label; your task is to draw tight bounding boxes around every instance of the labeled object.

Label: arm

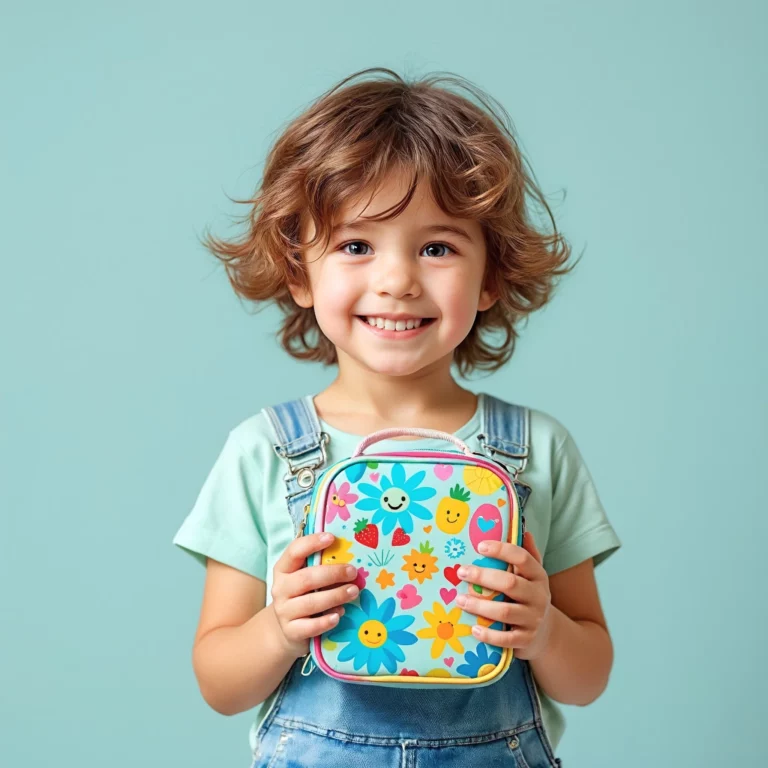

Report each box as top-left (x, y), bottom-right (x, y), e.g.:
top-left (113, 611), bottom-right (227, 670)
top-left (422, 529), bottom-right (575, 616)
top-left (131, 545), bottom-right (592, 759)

top-left (528, 556), bottom-right (613, 706)
top-left (190, 561), bottom-right (294, 716)
top-left (190, 531), bottom-right (359, 716)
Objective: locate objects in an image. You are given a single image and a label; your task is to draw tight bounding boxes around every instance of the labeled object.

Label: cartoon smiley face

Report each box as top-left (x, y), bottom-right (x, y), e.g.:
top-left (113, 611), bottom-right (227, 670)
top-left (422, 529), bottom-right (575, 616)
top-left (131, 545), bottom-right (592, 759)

top-left (380, 487), bottom-right (410, 512)
top-left (358, 619), bottom-right (388, 648)
top-left (436, 484), bottom-right (471, 535)
top-left (321, 536), bottom-right (354, 565)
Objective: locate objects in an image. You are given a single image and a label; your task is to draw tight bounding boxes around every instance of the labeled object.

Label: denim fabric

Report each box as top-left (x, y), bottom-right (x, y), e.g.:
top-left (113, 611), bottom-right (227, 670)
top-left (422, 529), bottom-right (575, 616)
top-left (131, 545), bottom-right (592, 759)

top-left (255, 396), bottom-right (562, 767)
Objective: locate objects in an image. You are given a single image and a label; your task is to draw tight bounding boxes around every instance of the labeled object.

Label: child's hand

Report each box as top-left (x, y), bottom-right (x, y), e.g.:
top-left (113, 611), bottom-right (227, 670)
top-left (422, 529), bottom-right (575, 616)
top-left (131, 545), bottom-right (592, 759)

top-left (455, 531), bottom-right (553, 661)
top-left (270, 532), bottom-right (360, 659)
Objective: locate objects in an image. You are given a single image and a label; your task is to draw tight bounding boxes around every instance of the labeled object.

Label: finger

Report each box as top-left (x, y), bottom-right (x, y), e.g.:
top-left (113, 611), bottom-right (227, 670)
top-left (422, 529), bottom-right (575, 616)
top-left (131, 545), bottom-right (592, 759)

top-left (476, 539), bottom-right (544, 581)
top-left (522, 531), bottom-right (543, 565)
top-left (458, 564), bottom-right (537, 604)
top-left (274, 532), bottom-right (336, 575)
top-left (455, 593), bottom-right (532, 627)
top-left (283, 582), bottom-right (361, 622)
top-left (284, 609), bottom-right (346, 642)
top-left (282, 562), bottom-right (358, 599)
top-left (470, 622), bottom-right (533, 649)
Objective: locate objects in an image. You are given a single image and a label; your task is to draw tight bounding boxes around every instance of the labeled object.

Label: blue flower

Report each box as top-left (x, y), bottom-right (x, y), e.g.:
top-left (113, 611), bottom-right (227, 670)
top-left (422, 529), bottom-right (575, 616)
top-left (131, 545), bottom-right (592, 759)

top-left (355, 463), bottom-right (436, 535)
top-left (445, 537), bottom-right (466, 559)
top-left (327, 588), bottom-right (417, 674)
top-left (456, 642), bottom-right (502, 678)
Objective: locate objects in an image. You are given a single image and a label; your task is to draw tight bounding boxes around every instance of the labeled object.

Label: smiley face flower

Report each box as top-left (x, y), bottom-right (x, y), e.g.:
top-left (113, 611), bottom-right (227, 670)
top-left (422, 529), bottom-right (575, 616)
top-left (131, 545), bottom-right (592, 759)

top-left (356, 463), bottom-right (436, 535)
top-left (416, 602), bottom-right (473, 658)
top-left (327, 588), bottom-right (417, 674)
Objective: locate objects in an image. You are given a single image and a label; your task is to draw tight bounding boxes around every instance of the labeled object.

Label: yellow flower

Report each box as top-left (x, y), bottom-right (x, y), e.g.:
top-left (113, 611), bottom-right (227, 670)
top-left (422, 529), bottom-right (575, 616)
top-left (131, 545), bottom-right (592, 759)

top-left (463, 466), bottom-right (503, 495)
top-left (321, 536), bottom-right (354, 565)
top-left (416, 602), bottom-right (473, 658)
top-left (376, 569), bottom-right (395, 589)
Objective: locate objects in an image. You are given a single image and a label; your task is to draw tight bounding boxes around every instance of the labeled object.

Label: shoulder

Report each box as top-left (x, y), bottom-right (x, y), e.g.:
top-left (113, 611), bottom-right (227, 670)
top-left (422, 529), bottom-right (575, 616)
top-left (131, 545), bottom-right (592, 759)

top-left (528, 406), bottom-right (571, 449)
top-left (226, 409), bottom-right (279, 464)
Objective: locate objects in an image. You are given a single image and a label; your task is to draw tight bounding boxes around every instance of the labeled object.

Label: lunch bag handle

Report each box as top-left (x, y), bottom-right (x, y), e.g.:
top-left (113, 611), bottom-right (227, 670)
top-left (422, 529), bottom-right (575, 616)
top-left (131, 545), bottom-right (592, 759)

top-left (352, 428), bottom-right (474, 457)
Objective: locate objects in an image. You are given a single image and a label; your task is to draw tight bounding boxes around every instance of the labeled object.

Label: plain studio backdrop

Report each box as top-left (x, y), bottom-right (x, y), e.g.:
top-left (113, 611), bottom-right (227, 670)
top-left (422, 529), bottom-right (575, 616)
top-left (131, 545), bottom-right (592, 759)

top-left (2, 2), bottom-right (765, 766)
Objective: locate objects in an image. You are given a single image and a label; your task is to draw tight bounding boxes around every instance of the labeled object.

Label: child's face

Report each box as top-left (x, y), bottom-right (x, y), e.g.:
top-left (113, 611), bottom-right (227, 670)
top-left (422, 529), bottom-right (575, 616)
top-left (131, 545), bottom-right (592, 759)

top-left (290, 169), bottom-right (497, 378)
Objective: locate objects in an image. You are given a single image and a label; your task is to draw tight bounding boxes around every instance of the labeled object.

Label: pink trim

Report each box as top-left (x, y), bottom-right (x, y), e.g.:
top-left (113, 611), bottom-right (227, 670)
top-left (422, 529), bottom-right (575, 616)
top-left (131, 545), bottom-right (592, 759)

top-left (352, 429), bottom-right (473, 457)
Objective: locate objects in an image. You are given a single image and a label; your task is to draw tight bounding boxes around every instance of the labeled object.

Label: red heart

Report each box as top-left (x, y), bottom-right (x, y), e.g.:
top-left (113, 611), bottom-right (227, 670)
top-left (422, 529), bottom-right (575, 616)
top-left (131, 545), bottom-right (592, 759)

top-left (444, 564), bottom-right (461, 586)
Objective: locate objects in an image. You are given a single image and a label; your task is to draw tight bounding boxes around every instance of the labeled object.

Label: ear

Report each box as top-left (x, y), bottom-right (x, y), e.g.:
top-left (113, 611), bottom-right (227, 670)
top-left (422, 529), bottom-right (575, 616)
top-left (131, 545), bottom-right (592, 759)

top-left (288, 280), bottom-right (313, 309)
top-left (477, 286), bottom-right (498, 312)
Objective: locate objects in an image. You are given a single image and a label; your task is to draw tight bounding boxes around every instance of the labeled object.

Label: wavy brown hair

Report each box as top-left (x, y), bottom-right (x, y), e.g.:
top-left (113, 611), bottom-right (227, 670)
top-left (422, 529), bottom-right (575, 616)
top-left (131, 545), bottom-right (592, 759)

top-left (200, 67), bottom-right (578, 377)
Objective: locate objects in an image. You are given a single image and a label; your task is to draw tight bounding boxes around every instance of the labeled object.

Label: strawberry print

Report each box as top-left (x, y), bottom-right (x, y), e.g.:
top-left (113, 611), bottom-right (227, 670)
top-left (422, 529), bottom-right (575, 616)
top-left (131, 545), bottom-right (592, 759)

top-left (353, 518), bottom-right (379, 549)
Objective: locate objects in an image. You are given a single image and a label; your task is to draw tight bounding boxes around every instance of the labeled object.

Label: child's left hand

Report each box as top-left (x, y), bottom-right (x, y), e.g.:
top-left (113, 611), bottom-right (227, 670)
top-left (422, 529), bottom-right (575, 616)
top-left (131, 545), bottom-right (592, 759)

top-left (455, 531), bottom-right (553, 661)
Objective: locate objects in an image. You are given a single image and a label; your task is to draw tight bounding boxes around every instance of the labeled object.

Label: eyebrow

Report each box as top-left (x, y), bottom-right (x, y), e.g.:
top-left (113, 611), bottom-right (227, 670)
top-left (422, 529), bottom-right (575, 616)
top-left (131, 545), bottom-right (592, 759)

top-left (332, 221), bottom-right (475, 245)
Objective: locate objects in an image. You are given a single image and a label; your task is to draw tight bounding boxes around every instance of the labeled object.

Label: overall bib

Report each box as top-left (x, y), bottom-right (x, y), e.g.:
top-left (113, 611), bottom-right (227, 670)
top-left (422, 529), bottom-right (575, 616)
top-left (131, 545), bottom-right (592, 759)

top-left (252, 394), bottom-right (563, 768)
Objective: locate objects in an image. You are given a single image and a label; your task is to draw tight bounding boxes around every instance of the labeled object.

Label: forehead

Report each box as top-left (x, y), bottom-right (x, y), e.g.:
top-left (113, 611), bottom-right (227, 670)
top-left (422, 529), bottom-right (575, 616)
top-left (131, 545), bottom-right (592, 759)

top-left (302, 173), bottom-right (483, 246)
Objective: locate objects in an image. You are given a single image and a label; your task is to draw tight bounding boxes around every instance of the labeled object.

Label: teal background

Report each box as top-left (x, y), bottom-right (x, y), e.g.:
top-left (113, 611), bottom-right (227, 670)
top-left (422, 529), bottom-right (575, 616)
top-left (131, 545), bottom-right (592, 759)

top-left (2, 1), bottom-right (765, 766)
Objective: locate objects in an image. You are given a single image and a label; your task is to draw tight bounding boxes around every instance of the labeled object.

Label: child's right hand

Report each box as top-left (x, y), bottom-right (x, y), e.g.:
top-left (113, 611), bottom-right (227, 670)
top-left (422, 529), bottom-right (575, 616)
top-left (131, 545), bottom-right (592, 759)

top-left (270, 532), bottom-right (360, 659)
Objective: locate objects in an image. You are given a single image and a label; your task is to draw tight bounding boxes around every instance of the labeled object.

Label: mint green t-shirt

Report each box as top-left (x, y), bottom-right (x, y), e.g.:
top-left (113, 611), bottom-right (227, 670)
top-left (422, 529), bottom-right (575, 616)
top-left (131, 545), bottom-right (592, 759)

top-left (172, 393), bottom-right (621, 754)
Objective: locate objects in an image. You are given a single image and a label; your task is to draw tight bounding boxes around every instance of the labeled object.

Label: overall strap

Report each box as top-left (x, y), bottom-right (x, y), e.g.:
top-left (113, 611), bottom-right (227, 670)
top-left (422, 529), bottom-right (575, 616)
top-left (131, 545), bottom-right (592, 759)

top-left (478, 393), bottom-right (532, 511)
top-left (261, 395), bottom-right (329, 534)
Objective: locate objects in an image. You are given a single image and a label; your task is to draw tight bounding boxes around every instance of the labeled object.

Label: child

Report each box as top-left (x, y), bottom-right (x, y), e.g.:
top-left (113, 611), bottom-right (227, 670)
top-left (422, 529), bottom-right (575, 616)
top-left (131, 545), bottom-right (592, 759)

top-left (173, 68), bottom-right (621, 767)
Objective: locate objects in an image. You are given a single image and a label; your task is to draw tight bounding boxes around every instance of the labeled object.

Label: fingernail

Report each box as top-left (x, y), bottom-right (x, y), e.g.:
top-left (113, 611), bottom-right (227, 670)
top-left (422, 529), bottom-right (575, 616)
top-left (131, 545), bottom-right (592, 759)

top-left (456, 594), bottom-right (467, 607)
top-left (321, 533), bottom-right (333, 543)
top-left (346, 565), bottom-right (357, 578)
top-left (478, 542), bottom-right (490, 553)
top-left (329, 612), bottom-right (339, 623)
top-left (457, 566), bottom-right (469, 579)
top-left (346, 585), bottom-right (359, 596)
top-left (471, 625), bottom-right (482, 637)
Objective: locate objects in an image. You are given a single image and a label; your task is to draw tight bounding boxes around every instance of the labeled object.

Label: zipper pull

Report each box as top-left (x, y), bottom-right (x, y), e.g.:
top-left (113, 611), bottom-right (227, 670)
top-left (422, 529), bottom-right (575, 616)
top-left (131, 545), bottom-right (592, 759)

top-left (300, 652), bottom-right (316, 676)
top-left (297, 503), bottom-right (310, 538)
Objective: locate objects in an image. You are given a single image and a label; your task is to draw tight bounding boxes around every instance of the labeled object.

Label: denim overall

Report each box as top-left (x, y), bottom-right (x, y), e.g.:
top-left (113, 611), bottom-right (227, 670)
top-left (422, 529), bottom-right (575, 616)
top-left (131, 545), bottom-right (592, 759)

top-left (253, 394), bottom-right (563, 768)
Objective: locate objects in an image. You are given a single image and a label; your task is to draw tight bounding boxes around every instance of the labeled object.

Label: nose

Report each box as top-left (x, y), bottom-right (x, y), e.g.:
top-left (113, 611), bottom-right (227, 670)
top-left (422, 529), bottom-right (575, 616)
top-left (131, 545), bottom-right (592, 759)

top-left (373, 252), bottom-right (422, 300)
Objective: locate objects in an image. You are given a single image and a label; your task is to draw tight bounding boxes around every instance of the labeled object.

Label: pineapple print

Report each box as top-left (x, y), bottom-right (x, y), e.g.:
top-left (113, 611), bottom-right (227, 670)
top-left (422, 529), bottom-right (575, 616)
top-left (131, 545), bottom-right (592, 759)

top-left (436, 483), bottom-right (471, 535)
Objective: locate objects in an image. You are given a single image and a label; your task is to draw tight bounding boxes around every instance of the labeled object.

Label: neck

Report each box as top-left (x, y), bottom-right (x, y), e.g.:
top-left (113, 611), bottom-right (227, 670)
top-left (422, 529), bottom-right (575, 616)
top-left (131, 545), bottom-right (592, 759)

top-left (315, 350), bottom-right (477, 429)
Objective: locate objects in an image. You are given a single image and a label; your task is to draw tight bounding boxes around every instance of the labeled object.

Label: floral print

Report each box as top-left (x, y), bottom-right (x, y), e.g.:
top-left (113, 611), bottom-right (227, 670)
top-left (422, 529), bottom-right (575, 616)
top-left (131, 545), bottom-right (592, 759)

top-left (356, 463), bottom-right (436, 535)
top-left (328, 588), bottom-right (418, 674)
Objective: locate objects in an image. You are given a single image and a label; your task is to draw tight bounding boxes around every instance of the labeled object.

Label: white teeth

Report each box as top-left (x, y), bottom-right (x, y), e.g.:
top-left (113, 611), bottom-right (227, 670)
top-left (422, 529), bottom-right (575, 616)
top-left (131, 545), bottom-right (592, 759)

top-left (364, 316), bottom-right (425, 331)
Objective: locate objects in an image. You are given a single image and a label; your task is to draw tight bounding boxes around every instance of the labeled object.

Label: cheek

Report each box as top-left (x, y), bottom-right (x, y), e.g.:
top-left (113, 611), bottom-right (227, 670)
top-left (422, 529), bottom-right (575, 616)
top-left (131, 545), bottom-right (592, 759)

top-left (311, 273), bottom-right (358, 328)
top-left (439, 281), bottom-right (482, 328)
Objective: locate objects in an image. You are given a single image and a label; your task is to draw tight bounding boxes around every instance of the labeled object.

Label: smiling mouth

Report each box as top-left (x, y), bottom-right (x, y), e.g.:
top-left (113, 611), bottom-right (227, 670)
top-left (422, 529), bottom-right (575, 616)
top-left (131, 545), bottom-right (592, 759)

top-left (387, 503), bottom-right (404, 510)
top-left (357, 316), bottom-right (437, 330)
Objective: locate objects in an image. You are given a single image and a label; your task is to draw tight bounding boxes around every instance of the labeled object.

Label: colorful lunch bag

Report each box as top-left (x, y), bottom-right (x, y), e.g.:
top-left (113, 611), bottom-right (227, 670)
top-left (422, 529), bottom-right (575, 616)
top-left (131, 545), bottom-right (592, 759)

top-left (300, 427), bottom-right (527, 689)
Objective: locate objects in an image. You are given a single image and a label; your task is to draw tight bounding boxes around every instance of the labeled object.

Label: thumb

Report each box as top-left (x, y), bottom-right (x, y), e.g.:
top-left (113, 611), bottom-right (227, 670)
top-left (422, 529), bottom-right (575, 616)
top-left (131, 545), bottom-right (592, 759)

top-left (522, 530), bottom-right (543, 565)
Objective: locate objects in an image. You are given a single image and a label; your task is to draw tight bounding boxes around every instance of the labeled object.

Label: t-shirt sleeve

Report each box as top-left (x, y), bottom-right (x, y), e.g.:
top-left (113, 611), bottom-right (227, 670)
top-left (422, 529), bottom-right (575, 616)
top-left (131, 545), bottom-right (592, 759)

top-left (543, 429), bottom-right (621, 575)
top-left (172, 430), bottom-right (268, 581)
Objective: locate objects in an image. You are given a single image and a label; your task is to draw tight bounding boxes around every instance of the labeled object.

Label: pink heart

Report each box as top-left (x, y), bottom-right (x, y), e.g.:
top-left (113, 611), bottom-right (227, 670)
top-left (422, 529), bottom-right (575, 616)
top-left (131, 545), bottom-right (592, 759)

top-left (440, 587), bottom-right (457, 604)
top-left (396, 584), bottom-right (423, 610)
top-left (354, 567), bottom-right (369, 590)
top-left (370, 472), bottom-right (380, 482)
top-left (444, 657), bottom-right (454, 667)
top-left (434, 464), bottom-right (453, 481)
